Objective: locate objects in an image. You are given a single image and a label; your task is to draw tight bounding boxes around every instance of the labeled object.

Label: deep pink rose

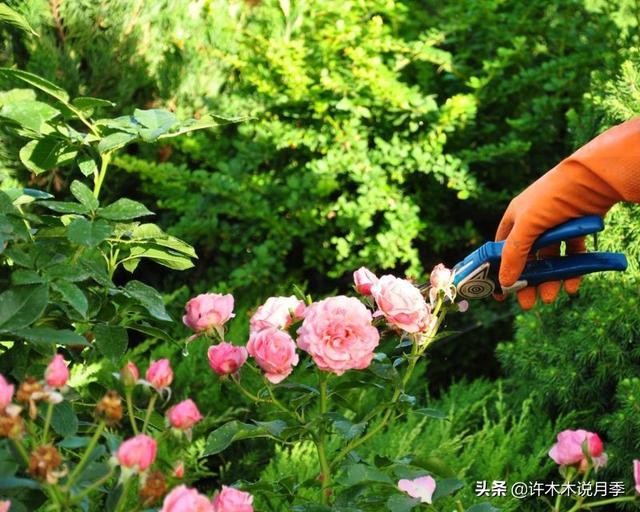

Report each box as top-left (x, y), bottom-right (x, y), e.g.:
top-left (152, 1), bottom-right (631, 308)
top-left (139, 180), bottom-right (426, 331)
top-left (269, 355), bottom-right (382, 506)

top-left (398, 476), bottom-right (436, 504)
top-left (45, 354), bottom-right (69, 388)
top-left (161, 485), bottom-right (213, 512)
top-left (117, 434), bottom-right (157, 472)
top-left (353, 267), bottom-right (378, 296)
top-left (371, 275), bottom-right (431, 333)
top-left (167, 399), bottom-right (203, 430)
top-left (212, 486), bottom-right (254, 512)
top-left (247, 328), bottom-right (299, 384)
top-left (183, 293), bottom-right (235, 332)
top-left (146, 359), bottom-right (173, 390)
top-left (634, 460), bottom-right (640, 494)
top-left (549, 429), bottom-right (607, 472)
top-left (0, 374), bottom-right (14, 411)
top-left (207, 343), bottom-right (248, 376)
top-left (250, 296), bottom-right (306, 332)
top-left (297, 296), bottom-right (380, 375)
top-left (0, 500), bottom-right (10, 512)
top-left (120, 362), bottom-right (139, 386)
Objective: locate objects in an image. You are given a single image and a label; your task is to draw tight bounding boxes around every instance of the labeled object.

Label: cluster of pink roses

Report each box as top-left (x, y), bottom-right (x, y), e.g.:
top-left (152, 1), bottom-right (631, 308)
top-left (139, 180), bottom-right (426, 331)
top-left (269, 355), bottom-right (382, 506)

top-left (187, 264), bottom-right (462, 384)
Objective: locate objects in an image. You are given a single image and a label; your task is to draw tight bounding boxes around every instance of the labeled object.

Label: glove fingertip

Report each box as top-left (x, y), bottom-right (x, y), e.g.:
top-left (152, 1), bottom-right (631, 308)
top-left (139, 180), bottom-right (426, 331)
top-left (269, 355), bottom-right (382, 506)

top-left (564, 276), bottom-right (582, 295)
top-left (516, 287), bottom-right (537, 310)
top-left (539, 281), bottom-right (561, 304)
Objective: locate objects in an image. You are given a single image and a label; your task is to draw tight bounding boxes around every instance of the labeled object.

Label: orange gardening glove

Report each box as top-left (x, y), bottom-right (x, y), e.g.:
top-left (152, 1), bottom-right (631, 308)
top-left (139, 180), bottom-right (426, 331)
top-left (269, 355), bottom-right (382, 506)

top-left (495, 117), bottom-right (640, 310)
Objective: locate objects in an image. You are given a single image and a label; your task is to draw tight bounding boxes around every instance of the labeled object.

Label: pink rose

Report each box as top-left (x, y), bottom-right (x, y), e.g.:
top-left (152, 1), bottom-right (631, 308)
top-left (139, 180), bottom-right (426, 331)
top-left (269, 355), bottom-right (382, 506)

top-left (634, 460), bottom-right (640, 494)
top-left (161, 485), bottom-right (213, 512)
top-left (183, 293), bottom-right (235, 332)
top-left (146, 359), bottom-right (173, 390)
top-left (0, 374), bottom-right (14, 411)
top-left (120, 362), bottom-right (139, 386)
top-left (297, 296), bottom-right (380, 375)
top-left (45, 354), bottom-right (69, 388)
top-left (429, 263), bottom-right (455, 305)
top-left (117, 434), bottom-right (157, 472)
top-left (250, 296), bottom-right (306, 333)
top-left (398, 476), bottom-right (436, 504)
top-left (167, 399), bottom-right (203, 430)
top-left (549, 429), bottom-right (607, 472)
top-left (207, 343), bottom-right (248, 376)
top-left (0, 500), bottom-right (10, 512)
top-left (247, 328), bottom-right (299, 384)
top-left (371, 275), bottom-right (431, 333)
top-left (212, 486), bottom-right (254, 512)
top-left (353, 267), bottom-right (378, 296)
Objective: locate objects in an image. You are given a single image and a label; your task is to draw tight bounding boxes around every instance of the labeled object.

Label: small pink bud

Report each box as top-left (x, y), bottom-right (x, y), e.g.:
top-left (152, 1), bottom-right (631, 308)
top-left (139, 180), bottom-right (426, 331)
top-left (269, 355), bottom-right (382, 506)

top-left (120, 362), bottom-right (139, 387)
top-left (167, 399), bottom-right (203, 430)
top-left (0, 374), bottom-right (14, 410)
top-left (183, 293), bottom-right (235, 333)
top-left (207, 343), bottom-right (248, 376)
top-left (457, 300), bottom-right (469, 313)
top-left (116, 434), bottom-right (157, 472)
top-left (45, 354), bottom-right (69, 388)
top-left (353, 267), bottom-right (378, 296)
top-left (212, 486), bottom-right (254, 512)
top-left (174, 461), bottom-right (185, 479)
top-left (146, 359), bottom-right (173, 390)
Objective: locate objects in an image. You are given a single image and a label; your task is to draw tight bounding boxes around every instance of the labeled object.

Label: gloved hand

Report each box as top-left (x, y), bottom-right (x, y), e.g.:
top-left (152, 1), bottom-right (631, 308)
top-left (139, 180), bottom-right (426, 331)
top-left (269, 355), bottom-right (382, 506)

top-left (495, 117), bottom-right (640, 309)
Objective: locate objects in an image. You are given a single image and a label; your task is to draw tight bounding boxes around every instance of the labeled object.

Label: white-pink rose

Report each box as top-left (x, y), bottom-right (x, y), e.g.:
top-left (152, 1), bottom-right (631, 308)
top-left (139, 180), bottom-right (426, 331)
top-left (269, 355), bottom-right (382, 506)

top-left (353, 267), bottom-right (378, 296)
top-left (183, 293), bottom-right (235, 332)
top-left (212, 486), bottom-right (254, 512)
top-left (167, 399), bottom-right (203, 430)
top-left (398, 476), bottom-right (436, 504)
top-left (549, 429), bottom-right (607, 472)
top-left (0, 374), bottom-right (14, 411)
top-left (371, 275), bottom-right (431, 333)
top-left (207, 343), bottom-right (248, 376)
top-left (297, 296), bottom-right (380, 375)
top-left (250, 296), bottom-right (305, 333)
top-left (247, 328), bottom-right (299, 384)
top-left (161, 485), bottom-right (213, 512)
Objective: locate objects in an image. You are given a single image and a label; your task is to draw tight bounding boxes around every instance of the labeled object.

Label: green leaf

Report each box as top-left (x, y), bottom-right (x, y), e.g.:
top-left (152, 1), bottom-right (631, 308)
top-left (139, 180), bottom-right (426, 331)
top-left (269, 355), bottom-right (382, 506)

top-left (0, 284), bottom-right (48, 330)
top-left (253, 420), bottom-right (288, 437)
top-left (134, 108), bottom-right (178, 130)
top-left (97, 198), bottom-right (153, 220)
top-left (0, 476), bottom-right (41, 490)
top-left (51, 280), bottom-right (88, 317)
top-left (342, 464), bottom-right (392, 486)
top-left (0, 3), bottom-right (38, 36)
top-left (94, 324), bottom-right (128, 362)
top-left (57, 436), bottom-right (91, 449)
top-left (412, 408), bottom-right (447, 420)
top-left (70, 180), bottom-right (98, 211)
top-left (72, 96), bottom-right (115, 110)
top-left (386, 495), bottom-right (420, 512)
top-left (202, 421), bottom-right (274, 457)
top-left (157, 114), bottom-right (246, 139)
top-left (97, 131), bottom-right (136, 153)
top-left (126, 322), bottom-right (175, 344)
top-left (38, 200), bottom-right (89, 214)
top-left (11, 270), bottom-right (45, 285)
top-left (0, 99), bottom-right (59, 133)
top-left (19, 138), bottom-right (59, 175)
top-left (0, 68), bottom-right (69, 104)
top-left (123, 280), bottom-right (171, 321)
top-left (432, 478), bottom-right (464, 500)
top-left (465, 504), bottom-right (500, 512)
top-left (15, 327), bottom-right (89, 346)
top-left (77, 153), bottom-right (98, 177)
top-left (50, 400), bottom-right (79, 437)
top-left (131, 223), bottom-right (197, 258)
top-left (127, 244), bottom-right (194, 270)
top-left (327, 413), bottom-right (367, 441)
top-left (67, 218), bottom-right (112, 247)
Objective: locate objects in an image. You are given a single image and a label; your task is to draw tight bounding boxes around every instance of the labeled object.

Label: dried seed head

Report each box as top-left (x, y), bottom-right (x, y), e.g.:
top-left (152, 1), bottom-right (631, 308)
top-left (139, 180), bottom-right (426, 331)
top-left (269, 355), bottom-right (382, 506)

top-left (0, 408), bottom-right (24, 439)
top-left (16, 377), bottom-right (43, 403)
top-left (95, 390), bottom-right (123, 425)
top-left (139, 470), bottom-right (167, 506)
top-left (29, 444), bottom-right (62, 482)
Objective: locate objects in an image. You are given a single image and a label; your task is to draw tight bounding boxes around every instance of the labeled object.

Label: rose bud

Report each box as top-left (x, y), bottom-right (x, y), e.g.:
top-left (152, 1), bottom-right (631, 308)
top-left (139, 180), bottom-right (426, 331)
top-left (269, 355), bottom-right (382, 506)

top-left (183, 293), bottom-right (235, 333)
top-left (353, 267), bottom-right (378, 296)
top-left (0, 374), bottom-right (14, 411)
top-left (173, 461), bottom-right (185, 479)
top-left (116, 434), bottom-right (157, 472)
top-left (45, 354), bottom-right (69, 388)
top-left (120, 362), bottom-right (140, 387)
top-left (146, 359), bottom-right (173, 390)
top-left (212, 485), bottom-right (254, 512)
top-left (161, 485), bottom-right (214, 512)
top-left (549, 429), bottom-right (608, 472)
top-left (207, 343), bottom-right (248, 376)
top-left (167, 399), bottom-right (203, 430)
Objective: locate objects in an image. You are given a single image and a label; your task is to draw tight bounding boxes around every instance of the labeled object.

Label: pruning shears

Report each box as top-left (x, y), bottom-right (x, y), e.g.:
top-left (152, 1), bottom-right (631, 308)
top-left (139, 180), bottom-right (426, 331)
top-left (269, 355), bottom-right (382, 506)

top-left (452, 215), bottom-right (628, 300)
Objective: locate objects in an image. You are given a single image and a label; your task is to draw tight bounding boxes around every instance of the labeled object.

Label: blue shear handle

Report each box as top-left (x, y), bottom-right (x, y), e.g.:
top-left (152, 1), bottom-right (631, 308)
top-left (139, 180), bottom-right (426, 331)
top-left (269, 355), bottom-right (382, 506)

top-left (521, 252), bottom-right (628, 286)
top-left (531, 215), bottom-right (604, 251)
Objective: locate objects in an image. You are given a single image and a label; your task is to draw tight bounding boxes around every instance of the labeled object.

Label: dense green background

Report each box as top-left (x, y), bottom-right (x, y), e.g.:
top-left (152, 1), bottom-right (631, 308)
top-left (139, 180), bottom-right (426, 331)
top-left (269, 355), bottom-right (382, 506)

top-left (1, 0), bottom-right (640, 509)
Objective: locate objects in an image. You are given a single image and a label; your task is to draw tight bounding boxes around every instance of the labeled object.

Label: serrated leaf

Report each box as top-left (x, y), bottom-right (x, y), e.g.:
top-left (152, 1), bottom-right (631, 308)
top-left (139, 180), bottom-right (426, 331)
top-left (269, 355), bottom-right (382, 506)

top-left (15, 327), bottom-right (89, 346)
top-left (123, 280), bottom-right (171, 321)
top-left (432, 478), bottom-right (464, 500)
top-left (97, 198), bottom-right (153, 220)
top-left (19, 138), bottom-right (58, 175)
top-left (131, 223), bottom-right (197, 258)
top-left (0, 68), bottom-right (69, 103)
top-left (253, 420), bottom-right (288, 437)
top-left (127, 245), bottom-right (194, 270)
top-left (94, 324), bottom-right (128, 362)
top-left (0, 285), bottom-right (48, 330)
top-left (0, 4), bottom-right (38, 36)
top-left (157, 114), bottom-right (246, 139)
top-left (133, 108), bottom-right (177, 131)
top-left (70, 180), bottom-right (98, 210)
top-left (51, 280), bottom-right (88, 317)
top-left (50, 400), bottom-right (78, 437)
top-left (72, 96), bottom-right (115, 110)
top-left (67, 217), bottom-right (112, 247)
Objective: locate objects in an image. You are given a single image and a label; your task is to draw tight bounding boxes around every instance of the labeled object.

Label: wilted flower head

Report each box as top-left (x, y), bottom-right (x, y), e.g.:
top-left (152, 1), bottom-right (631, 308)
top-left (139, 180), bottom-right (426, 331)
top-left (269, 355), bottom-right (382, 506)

top-left (0, 405), bottom-right (24, 439)
top-left (207, 343), bottom-right (247, 376)
top-left (95, 390), bottom-right (123, 425)
top-left (250, 296), bottom-right (306, 333)
top-left (29, 444), bottom-right (65, 484)
top-left (45, 354), bottom-right (69, 388)
top-left (398, 476), bottom-right (436, 504)
top-left (183, 293), bottom-right (235, 333)
top-left (139, 470), bottom-right (167, 507)
top-left (212, 485), bottom-right (254, 512)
